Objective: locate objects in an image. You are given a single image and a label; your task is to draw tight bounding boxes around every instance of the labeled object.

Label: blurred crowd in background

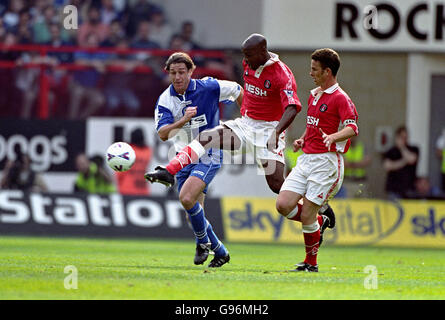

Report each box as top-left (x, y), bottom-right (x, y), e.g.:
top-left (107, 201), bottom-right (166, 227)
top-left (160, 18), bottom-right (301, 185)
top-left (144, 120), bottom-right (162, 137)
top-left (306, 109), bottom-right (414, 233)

top-left (0, 0), bottom-right (201, 50)
top-left (284, 126), bottom-right (445, 201)
top-left (0, 0), bottom-right (242, 119)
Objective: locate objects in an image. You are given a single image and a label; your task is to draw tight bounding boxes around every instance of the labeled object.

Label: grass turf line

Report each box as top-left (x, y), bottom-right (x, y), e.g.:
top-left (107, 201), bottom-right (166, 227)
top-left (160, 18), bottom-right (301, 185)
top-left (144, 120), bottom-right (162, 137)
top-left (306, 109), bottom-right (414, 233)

top-left (0, 236), bottom-right (443, 299)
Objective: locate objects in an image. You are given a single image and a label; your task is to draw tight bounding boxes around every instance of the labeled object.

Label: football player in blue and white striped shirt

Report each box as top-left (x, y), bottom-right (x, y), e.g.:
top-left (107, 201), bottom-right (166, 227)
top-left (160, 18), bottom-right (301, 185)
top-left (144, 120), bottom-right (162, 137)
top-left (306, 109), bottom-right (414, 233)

top-left (151, 52), bottom-right (243, 268)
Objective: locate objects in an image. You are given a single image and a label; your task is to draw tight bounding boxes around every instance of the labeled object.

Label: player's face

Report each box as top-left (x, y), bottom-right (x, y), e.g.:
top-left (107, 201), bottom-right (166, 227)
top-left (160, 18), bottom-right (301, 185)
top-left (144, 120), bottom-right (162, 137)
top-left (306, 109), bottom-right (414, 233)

top-left (242, 47), bottom-right (263, 70)
top-left (310, 60), bottom-right (328, 87)
top-left (75, 155), bottom-right (89, 173)
top-left (395, 130), bottom-right (408, 147)
top-left (168, 62), bottom-right (193, 95)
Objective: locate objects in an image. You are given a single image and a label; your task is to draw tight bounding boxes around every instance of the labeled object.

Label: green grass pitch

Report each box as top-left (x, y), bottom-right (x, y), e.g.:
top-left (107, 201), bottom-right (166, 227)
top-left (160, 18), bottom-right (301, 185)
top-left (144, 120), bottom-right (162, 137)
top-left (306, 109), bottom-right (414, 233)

top-left (0, 236), bottom-right (443, 300)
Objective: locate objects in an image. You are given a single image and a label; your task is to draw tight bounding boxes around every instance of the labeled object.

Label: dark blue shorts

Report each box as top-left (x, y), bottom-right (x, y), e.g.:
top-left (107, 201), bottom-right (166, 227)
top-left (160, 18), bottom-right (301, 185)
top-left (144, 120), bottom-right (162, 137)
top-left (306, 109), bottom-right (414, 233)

top-left (176, 161), bottom-right (221, 194)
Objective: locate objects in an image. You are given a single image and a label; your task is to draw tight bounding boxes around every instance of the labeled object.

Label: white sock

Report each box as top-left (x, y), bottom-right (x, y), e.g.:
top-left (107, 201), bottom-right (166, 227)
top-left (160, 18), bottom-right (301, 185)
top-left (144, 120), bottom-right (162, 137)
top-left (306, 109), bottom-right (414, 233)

top-left (286, 205), bottom-right (300, 219)
top-left (189, 140), bottom-right (206, 158)
top-left (302, 221), bottom-right (320, 233)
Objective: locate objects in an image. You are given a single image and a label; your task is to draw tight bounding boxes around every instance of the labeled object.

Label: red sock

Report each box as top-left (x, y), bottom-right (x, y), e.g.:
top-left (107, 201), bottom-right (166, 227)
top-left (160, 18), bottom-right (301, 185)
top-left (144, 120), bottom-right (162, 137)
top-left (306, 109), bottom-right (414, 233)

top-left (317, 215), bottom-right (323, 226)
top-left (303, 229), bottom-right (320, 266)
top-left (287, 202), bottom-right (302, 221)
top-left (165, 145), bottom-right (200, 175)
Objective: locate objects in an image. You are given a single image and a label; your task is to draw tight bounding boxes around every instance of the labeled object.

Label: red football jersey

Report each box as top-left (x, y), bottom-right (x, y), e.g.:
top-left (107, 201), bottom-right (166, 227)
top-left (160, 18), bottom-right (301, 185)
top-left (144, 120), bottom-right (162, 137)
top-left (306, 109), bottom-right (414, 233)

top-left (241, 53), bottom-right (302, 121)
top-left (303, 83), bottom-right (359, 154)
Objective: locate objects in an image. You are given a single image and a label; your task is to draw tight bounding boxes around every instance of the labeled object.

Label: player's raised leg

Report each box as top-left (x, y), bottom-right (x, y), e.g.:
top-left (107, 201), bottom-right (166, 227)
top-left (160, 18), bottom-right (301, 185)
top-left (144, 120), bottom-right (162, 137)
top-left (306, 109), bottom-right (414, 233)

top-left (277, 153), bottom-right (335, 237)
top-left (262, 159), bottom-right (285, 194)
top-left (275, 163), bottom-right (329, 226)
top-left (276, 190), bottom-right (303, 220)
top-left (200, 124), bottom-right (242, 151)
top-left (277, 193), bottom-right (331, 247)
top-left (145, 125), bottom-right (241, 186)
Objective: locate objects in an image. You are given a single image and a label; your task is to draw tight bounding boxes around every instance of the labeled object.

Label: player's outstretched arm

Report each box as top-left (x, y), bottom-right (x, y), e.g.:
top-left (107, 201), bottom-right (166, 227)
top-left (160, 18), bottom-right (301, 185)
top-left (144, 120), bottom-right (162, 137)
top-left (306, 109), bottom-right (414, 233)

top-left (320, 127), bottom-right (356, 150)
top-left (217, 79), bottom-right (244, 108)
top-left (267, 105), bottom-right (299, 149)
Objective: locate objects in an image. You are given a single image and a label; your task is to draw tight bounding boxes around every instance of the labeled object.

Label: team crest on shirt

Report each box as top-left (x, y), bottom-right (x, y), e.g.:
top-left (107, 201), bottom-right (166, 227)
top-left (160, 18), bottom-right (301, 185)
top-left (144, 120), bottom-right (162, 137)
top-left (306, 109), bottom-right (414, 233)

top-left (181, 105), bottom-right (197, 115)
top-left (245, 70), bottom-right (249, 76)
top-left (319, 104), bottom-right (328, 112)
top-left (264, 80), bottom-right (271, 89)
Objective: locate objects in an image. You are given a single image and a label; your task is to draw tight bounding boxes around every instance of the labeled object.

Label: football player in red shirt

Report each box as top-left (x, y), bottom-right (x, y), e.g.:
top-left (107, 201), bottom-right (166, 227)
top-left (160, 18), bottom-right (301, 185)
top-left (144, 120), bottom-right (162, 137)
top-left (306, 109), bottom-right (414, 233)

top-left (146, 34), bottom-right (336, 236)
top-left (276, 48), bottom-right (359, 272)
top-left (146, 34), bottom-right (300, 193)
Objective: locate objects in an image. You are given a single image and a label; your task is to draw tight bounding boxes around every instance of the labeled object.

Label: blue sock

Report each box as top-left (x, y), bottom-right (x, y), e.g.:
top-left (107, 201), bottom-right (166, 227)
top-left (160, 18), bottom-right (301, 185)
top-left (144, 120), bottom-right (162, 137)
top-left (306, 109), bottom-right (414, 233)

top-left (206, 219), bottom-right (228, 257)
top-left (186, 202), bottom-right (209, 244)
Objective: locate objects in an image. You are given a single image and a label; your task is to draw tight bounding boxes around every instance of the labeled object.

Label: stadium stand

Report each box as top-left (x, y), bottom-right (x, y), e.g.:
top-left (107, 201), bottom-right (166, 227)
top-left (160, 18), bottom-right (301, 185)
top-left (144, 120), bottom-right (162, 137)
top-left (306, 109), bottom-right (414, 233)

top-left (0, 0), bottom-right (239, 119)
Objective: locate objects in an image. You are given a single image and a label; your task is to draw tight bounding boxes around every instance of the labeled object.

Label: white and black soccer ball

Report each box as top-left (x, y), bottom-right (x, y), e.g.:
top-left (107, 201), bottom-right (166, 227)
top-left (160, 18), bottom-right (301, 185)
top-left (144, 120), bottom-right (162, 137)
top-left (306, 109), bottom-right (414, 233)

top-left (106, 142), bottom-right (136, 172)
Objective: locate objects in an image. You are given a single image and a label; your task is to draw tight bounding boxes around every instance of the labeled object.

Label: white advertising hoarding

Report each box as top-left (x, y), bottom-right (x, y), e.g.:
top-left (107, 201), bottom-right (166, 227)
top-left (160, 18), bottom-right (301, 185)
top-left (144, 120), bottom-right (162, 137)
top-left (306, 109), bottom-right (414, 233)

top-left (263, 0), bottom-right (445, 52)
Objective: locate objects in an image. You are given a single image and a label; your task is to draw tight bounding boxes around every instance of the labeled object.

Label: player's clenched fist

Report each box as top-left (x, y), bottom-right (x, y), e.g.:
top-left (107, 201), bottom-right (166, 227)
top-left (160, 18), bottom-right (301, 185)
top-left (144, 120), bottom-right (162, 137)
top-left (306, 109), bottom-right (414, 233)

top-left (293, 138), bottom-right (304, 152)
top-left (183, 106), bottom-right (197, 122)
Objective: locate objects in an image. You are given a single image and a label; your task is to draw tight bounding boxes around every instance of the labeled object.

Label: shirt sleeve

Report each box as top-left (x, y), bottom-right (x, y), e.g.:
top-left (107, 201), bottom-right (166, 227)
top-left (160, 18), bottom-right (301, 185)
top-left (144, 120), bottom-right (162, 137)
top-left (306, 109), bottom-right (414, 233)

top-left (338, 95), bottom-right (359, 136)
top-left (217, 80), bottom-right (242, 102)
top-left (278, 68), bottom-right (302, 113)
top-left (383, 147), bottom-right (398, 161)
top-left (155, 105), bottom-right (174, 132)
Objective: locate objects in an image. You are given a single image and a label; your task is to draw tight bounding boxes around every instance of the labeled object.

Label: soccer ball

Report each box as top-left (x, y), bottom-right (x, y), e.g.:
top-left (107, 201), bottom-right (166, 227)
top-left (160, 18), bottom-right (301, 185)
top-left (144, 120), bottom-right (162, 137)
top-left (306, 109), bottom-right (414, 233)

top-left (106, 142), bottom-right (136, 172)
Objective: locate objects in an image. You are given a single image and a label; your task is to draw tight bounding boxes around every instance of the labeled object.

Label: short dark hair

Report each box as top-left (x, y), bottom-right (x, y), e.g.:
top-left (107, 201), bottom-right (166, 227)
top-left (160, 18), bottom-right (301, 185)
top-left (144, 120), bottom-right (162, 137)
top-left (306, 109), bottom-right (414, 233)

top-left (164, 52), bottom-right (195, 71)
top-left (396, 125), bottom-right (407, 136)
top-left (182, 21), bottom-right (194, 28)
top-left (311, 48), bottom-right (341, 76)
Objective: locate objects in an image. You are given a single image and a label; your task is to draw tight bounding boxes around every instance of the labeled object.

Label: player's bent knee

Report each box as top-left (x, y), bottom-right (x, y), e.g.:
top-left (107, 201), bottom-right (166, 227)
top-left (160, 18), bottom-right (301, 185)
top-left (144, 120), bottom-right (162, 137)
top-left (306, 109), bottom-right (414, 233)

top-left (275, 197), bottom-right (291, 216)
top-left (276, 204), bottom-right (289, 216)
top-left (179, 193), bottom-right (198, 210)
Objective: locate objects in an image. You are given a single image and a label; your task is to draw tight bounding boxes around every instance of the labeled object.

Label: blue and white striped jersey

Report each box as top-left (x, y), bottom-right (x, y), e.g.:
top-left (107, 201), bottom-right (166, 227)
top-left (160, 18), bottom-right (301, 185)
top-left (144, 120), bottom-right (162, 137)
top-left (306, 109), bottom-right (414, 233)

top-left (155, 77), bottom-right (241, 164)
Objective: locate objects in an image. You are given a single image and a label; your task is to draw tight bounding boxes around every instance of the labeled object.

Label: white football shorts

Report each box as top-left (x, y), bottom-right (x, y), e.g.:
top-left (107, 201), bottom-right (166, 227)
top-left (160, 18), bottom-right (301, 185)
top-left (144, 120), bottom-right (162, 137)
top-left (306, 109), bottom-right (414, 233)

top-left (281, 152), bottom-right (344, 206)
top-left (222, 115), bottom-right (286, 166)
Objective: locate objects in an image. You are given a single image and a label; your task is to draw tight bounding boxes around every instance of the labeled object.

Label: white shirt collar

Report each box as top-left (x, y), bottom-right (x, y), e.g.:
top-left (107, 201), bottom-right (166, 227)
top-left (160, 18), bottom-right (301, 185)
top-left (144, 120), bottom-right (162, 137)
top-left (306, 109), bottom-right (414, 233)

top-left (310, 83), bottom-right (339, 97)
top-left (254, 52), bottom-right (279, 78)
